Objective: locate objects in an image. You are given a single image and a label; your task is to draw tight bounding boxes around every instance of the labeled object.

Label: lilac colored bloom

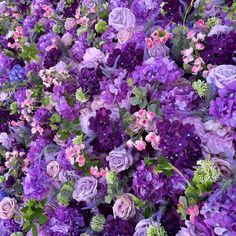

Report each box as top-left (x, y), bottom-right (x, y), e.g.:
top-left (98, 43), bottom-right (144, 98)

top-left (207, 65), bottom-right (236, 91)
top-left (43, 206), bottom-right (84, 236)
top-left (209, 90), bottom-right (236, 128)
top-left (106, 146), bottom-right (133, 173)
top-left (133, 57), bottom-right (184, 86)
top-left (0, 219), bottom-right (20, 236)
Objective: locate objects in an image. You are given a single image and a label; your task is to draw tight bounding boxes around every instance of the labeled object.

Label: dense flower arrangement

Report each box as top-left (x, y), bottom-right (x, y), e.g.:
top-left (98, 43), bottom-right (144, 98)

top-left (0, 0), bottom-right (236, 235)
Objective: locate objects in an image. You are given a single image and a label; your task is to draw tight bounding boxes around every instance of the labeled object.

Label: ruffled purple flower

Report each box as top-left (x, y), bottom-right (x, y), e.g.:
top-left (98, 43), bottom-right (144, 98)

top-left (156, 119), bottom-right (202, 170)
top-left (132, 161), bottom-right (169, 203)
top-left (43, 206), bottom-right (84, 236)
top-left (133, 57), bottom-right (184, 86)
top-left (201, 31), bottom-right (236, 65)
top-left (209, 89), bottom-right (236, 128)
top-left (0, 219), bottom-right (20, 236)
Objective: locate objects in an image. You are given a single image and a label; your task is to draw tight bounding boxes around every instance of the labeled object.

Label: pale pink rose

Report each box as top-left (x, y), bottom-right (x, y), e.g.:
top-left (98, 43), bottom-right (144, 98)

top-left (64, 17), bottom-right (77, 31)
top-left (117, 28), bottom-right (133, 43)
top-left (212, 158), bottom-right (232, 177)
top-left (46, 161), bottom-right (60, 179)
top-left (61, 32), bottom-right (73, 47)
top-left (113, 194), bottom-right (136, 220)
top-left (0, 197), bottom-right (17, 220)
top-left (135, 140), bottom-right (146, 151)
top-left (108, 7), bottom-right (136, 31)
top-left (126, 140), bottom-right (134, 148)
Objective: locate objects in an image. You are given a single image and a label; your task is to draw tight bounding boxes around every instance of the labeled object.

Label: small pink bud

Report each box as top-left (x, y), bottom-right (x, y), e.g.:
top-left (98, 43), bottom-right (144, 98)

top-left (126, 140), bottom-right (134, 148)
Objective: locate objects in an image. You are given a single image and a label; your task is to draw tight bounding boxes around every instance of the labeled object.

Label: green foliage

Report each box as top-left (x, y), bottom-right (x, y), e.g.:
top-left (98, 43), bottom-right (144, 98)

top-left (57, 181), bottom-right (74, 206)
top-left (105, 171), bottom-right (119, 204)
top-left (154, 157), bottom-right (174, 177)
top-left (10, 102), bottom-right (18, 115)
top-left (21, 198), bottom-right (48, 236)
top-left (95, 20), bottom-right (107, 34)
top-left (58, 119), bottom-right (80, 140)
top-left (90, 214), bottom-right (106, 233)
top-left (205, 17), bottom-right (221, 30)
top-left (130, 86), bottom-right (148, 108)
top-left (19, 44), bottom-right (39, 63)
top-left (76, 88), bottom-right (89, 103)
top-left (170, 25), bottom-right (190, 62)
top-left (192, 80), bottom-right (209, 98)
top-left (184, 159), bottom-right (220, 205)
top-left (34, 23), bottom-right (45, 34)
top-left (120, 108), bottom-right (133, 129)
top-left (147, 224), bottom-right (167, 236)
top-left (223, 3), bottom-right (236, 22)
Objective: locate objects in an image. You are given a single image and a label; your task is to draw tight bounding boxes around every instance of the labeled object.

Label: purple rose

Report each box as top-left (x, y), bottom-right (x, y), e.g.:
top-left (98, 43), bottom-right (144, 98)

top-left (207, 65), bottom-right (236, 91)
top-left (108, 7), bottom-right (136, 31)
top-left (106, 146), bottom-right (133, 173)
top-left (72, 176), bottom-right (98, 202)
top-left (134, 218), bottom-right (152, 236)
top-left (113, 193), bottom-right (136, 220)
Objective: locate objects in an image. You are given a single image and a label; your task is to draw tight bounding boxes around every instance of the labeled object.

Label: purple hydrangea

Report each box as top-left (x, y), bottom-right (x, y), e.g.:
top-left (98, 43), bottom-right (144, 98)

top-left (209, 90), bottom-right (236, 128)
top-left (201, 31), bottom-right (236, 65)
top-left (89, 108), bottom-right (126, 153)
top-left (42, 206), bottom-right (84, 236)
top-left (133, 57), bottom-right (184, 86)
top-left (0, 219), bottom-right (20, 236)
top-left (156, 119), bottom-right (202, 170)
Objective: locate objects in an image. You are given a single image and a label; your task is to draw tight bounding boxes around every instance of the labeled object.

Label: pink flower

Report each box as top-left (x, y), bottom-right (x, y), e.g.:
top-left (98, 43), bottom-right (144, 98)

top-left (181, 47), bottom-right (193, 57)
top-left (137, 109), bottom-right (146, 118)
top-left (187, 30), bottom-right (195, 39)
top-left (126, 140), bottom-right (134, 148)
top-left (90, 166), bottom-right (100, 178)
top-left (61, 32), bottom-right (73, 47)
top-left (135, 140), bottom-right (146, 151)
top-left (187, 205), bottom-right (199, 224)
top-left (145, 132), bottom-right (156, 142)
top-left (77, 155), bottom-right (86, 167)
top-left (195, 43), bottom-right (204, 50)
top-left (196, 32), bottom-right (205, 40)
top-left (99, 168), bottom-right (107, 177)
top-left (46, 161), bottom-right (60, 179)
top-left (146, 111), bottom-right (155, 121)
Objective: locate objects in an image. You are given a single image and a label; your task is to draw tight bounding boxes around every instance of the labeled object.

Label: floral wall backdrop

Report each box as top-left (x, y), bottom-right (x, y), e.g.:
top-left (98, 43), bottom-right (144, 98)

top-left (0, 0), bottom-right (236, 235)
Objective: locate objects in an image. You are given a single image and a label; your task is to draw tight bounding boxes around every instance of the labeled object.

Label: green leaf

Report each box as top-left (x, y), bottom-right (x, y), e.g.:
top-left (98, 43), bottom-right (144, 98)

top-left (144, 207), bottom-right (152, 218)
top-left (23, 221), bottom-right (31, 230)
top-left (10, 102), bottom-right (18, 115)
top-left (154, 157), bottom-right (174, 177)
top-left (19, 44), bottom-right (39, 63)
top-left (76, 88), bottom-right (89, 103)
top-left (32, 224), bottom-right (38, 236)
top-left (38, 215), bottom-right (48, 225)
top-left (144, 157), bottom-right (157, 167)
top-left (130, 97), bottom-right (140, 106)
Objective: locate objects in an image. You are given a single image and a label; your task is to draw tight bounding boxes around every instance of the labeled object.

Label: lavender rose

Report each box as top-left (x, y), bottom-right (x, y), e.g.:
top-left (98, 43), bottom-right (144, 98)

top-left (108, 7), bottom-right (136, 31)
top-left (134, 218), bottom-right (152, 236)
top-left (0, 197), bottom-right (17, 220)
top-left (46, 161), bottom-right (60, 179)
top-left (207, 65), bottom-right (236, 91)
top-left (113, 193), bottom-right (136, 220)
top-left (106, 147), bottom-right (133, 173)
top-left (73, 176), bottom-right (98, 202)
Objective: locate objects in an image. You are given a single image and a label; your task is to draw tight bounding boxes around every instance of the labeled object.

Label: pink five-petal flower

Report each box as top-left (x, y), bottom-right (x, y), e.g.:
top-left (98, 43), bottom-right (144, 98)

top-left (187, 205), bottom-right (199, 224)
top-left (145, 132), bottom-right (156, 142)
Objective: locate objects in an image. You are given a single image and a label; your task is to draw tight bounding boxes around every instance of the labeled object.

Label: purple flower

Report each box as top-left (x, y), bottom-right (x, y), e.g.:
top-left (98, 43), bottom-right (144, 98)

top-left (133, 57), bottom-right (184, 86)
top-left (72, 176), bottom-right (98, 203)
top-left (106, 146), bottom-right (133, 173)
